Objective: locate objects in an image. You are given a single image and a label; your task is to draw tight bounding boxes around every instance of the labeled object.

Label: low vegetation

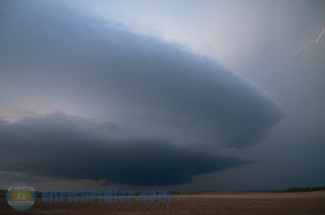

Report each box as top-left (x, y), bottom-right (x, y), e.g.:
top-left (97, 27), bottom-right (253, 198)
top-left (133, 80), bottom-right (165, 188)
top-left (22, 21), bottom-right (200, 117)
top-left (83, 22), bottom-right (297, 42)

top-left (286, 186), bottom-right (325, 192)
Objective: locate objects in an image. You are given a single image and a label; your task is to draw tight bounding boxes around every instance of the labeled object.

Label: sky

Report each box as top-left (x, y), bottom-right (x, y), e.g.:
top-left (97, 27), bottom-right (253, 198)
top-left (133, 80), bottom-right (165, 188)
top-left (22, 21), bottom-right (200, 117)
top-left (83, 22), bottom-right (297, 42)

top-left (0, 0), bottom-right (325, 192)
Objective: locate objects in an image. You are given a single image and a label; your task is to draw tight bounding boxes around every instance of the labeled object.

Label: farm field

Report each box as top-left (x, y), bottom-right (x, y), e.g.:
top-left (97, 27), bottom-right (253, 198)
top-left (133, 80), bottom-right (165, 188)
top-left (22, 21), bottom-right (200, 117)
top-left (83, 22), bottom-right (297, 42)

top-left (1, 191), bottom-right (325, 215)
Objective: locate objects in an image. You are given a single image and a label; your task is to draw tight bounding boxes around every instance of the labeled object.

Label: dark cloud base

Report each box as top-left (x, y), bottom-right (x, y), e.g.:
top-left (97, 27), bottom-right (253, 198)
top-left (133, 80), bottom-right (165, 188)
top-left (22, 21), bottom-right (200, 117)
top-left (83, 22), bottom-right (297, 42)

top-left (0, 114), bottom-right (246, 186)
top-left (0, 1), bottom-right (284, 187)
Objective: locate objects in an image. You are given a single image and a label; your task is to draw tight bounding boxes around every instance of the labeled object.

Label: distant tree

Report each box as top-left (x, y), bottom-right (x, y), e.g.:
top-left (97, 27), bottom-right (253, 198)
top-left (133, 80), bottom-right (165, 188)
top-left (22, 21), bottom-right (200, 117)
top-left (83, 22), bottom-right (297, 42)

top-left (286, 186), bottom-right (325, 192)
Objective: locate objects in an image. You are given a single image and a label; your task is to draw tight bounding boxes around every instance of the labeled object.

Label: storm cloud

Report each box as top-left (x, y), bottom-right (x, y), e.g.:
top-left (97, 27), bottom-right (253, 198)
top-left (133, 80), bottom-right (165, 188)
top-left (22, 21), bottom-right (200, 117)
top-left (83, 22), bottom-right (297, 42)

top-left (0, 113), bottom-right (246, 186)
top-left (0, 1), bottom-right (283, 147)
top-left (0, 1), bottom-right (283, 186)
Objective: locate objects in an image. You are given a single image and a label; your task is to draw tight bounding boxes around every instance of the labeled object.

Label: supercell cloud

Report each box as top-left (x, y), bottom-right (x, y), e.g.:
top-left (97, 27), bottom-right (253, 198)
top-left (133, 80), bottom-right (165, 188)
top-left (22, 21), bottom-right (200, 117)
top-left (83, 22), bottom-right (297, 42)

top-left (0, 1), bottom-right (283, 186)
top-left (0, 114), bottom-right (245, 186)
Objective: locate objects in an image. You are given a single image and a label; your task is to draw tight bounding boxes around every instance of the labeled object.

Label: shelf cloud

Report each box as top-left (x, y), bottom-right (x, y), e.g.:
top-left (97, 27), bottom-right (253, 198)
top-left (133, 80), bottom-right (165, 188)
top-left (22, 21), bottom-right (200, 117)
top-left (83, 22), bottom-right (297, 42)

top-left (0, 1), bottom-right (284, 186)
top-left (0, 114), bottom-right (246, 186)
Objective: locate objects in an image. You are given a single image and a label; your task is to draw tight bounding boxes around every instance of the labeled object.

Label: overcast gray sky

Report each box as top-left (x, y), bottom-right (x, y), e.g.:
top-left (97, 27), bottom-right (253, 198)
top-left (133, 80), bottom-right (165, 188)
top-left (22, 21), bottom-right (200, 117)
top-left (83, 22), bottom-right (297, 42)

top-left (0, 0), bottom-right (324, 191)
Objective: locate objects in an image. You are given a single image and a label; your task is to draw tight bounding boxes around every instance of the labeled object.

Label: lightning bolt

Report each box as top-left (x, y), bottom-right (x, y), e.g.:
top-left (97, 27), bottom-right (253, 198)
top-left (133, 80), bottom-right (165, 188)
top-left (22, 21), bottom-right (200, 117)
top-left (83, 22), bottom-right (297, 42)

top-left (295, 27), bottom-right (324, 56)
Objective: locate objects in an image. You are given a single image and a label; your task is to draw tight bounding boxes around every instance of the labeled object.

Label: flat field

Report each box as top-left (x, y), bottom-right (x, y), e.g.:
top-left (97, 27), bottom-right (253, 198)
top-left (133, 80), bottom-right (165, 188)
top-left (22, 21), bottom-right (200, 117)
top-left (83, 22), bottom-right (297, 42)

top-left (1, 191), bottom-right (325, 214)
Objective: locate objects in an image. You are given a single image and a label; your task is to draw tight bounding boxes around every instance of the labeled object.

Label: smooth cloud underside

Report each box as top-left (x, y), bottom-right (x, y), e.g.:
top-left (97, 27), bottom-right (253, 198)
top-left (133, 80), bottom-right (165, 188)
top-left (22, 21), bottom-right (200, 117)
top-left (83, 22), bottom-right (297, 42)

top-left (0, 115), bottom-right (245, 186)
top-left (0, 1), bottom-right (283, 185)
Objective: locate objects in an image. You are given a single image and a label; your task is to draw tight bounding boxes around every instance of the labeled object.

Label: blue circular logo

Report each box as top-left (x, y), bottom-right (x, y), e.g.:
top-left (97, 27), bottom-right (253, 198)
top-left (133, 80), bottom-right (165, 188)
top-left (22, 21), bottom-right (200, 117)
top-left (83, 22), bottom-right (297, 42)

top-left (7, 182), bottom-right (35, 211)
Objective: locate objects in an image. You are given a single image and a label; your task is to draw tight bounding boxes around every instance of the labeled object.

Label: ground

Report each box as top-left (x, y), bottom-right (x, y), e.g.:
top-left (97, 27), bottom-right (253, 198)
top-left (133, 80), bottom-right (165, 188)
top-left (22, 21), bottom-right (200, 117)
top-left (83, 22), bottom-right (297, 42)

top-left (1, 191), bottom-right (325, 214)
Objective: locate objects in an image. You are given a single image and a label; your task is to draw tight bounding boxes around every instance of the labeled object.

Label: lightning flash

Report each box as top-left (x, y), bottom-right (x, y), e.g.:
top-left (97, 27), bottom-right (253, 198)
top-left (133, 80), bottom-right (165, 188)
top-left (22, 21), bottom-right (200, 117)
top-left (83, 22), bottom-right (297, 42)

top-left (296, 27), bottom-right (324, 55)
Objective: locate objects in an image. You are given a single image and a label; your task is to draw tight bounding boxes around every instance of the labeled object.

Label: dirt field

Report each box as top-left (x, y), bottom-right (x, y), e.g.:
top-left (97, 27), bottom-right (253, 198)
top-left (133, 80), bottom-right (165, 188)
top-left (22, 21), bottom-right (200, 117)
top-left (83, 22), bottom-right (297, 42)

top-left (1, 191), bottom-right (325, 215)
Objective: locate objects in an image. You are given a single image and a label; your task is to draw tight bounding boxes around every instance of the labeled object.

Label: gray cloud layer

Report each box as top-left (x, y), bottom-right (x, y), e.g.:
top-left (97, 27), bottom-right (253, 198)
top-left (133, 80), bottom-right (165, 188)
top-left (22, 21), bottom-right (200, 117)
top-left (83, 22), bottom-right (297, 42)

top-left (0, 113), bottom-right (246, 186)
top-left (0, 1), bottom-right (283, 148)
top-left (0, 1), bottom-right (283, 186)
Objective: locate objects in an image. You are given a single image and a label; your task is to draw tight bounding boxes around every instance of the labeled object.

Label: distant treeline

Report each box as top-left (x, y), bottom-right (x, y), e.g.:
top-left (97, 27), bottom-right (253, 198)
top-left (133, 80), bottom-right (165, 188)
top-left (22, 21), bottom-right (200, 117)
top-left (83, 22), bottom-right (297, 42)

top-left (285, 186), bottom-right (325, 192)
